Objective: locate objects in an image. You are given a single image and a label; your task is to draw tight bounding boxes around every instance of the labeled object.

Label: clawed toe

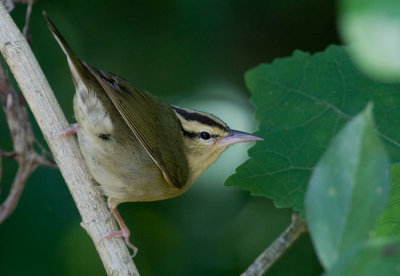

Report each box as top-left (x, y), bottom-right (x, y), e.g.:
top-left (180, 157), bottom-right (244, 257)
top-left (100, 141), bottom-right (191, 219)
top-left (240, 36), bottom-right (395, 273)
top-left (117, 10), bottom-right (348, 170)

top-left (99, 229), bottom-right (138, 257)
top-left (53, 123), bottom-right (79, 137)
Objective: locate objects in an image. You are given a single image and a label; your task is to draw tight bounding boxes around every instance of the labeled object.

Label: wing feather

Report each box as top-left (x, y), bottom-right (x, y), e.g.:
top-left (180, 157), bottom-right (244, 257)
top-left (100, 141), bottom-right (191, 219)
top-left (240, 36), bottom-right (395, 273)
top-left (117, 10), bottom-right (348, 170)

top-left (88, 67), bottom-right (189, 189)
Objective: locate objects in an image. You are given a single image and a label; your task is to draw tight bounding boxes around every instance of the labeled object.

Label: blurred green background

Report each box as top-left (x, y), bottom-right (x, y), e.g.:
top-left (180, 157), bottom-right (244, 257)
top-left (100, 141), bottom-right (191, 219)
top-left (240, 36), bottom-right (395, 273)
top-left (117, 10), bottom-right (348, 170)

top-left (0, 0), bottom-right (339, 275)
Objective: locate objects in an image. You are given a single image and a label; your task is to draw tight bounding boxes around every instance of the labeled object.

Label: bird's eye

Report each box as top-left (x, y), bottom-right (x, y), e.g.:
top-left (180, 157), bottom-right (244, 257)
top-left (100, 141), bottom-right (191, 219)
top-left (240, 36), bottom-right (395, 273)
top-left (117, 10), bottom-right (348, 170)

top-left (200, 132), bottom-right (211, 140)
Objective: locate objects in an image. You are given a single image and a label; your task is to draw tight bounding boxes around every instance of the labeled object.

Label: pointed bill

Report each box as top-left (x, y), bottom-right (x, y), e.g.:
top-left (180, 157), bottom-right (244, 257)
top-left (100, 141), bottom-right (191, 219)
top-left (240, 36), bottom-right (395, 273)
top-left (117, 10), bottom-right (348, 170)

top-left (217, 129), bottom-right (263, 146)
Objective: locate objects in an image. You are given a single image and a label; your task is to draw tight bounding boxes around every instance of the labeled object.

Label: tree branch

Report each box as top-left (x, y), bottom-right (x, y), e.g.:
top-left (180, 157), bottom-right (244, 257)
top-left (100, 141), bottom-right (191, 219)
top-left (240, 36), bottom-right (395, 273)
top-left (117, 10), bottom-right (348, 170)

top-left (241, 213), bottom-right (308, 276)
top-left (0, 52), bottom-right (57, 223)
top-left (0, 153), bottom-right (37, 223)
top-left (0, 3), bottom-right (139, 275)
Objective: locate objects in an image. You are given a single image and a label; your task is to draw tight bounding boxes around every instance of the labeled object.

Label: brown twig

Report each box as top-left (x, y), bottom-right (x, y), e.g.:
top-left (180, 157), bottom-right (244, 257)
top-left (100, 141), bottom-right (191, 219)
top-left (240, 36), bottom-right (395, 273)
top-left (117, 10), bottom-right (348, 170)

top-left (21, 0), bottom-right (33, 39)
top-left (0, 61), bottom-right (56, 223)
top-left (241, 213), bottom-right (308, 276)
top-left (0, 0), bottom-right (55, 224)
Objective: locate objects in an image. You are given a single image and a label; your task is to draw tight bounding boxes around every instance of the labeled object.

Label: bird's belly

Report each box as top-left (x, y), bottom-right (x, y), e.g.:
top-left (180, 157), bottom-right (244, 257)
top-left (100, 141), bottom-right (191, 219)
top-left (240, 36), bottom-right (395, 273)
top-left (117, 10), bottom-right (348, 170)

top-left (77, 128), bottom-right (185, 205)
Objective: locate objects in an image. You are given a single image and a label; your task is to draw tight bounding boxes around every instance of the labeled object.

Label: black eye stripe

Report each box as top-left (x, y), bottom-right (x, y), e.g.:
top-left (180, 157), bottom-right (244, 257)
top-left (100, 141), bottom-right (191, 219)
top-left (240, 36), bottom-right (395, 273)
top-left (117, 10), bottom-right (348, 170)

top-left (181, 130), bottom-right (219, 140)
top-left (177, 117), bottom-right (220, 140)
top-left (182, 129), bottom-right (198, 139)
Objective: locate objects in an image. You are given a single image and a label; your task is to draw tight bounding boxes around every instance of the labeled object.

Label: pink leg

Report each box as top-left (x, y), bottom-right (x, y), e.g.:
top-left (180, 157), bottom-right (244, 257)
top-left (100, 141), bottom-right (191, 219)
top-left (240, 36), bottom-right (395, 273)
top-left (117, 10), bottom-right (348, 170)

top-left (99, 203), bottom-right (138, 256)
top-left (54, 123), bottom-right (79, 137)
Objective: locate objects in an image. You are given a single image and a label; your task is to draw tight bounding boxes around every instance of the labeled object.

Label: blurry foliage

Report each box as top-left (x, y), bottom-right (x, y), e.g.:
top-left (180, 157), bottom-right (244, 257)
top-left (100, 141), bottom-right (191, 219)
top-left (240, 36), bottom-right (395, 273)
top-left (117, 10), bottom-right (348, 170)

top-left (324, 237), bottom-right (400, 276)
top-left (375, 164), bottom-right (400, 237)
top-left (0, 0), bottom-right (343, 275)
top-left (339, 0), bottom-right (400, 81)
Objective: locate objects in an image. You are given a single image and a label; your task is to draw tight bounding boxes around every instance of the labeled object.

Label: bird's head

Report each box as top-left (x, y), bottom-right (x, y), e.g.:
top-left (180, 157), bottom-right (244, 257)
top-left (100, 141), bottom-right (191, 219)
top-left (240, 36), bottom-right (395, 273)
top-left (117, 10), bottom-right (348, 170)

top-left (172, 106), bottom-right (262, 184)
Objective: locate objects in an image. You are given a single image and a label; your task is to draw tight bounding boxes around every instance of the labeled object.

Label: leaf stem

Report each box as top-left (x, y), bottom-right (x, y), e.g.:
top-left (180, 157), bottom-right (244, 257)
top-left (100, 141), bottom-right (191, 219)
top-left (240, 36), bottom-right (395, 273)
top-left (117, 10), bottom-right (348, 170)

top-left (241, 213), bottom-right (308, 276)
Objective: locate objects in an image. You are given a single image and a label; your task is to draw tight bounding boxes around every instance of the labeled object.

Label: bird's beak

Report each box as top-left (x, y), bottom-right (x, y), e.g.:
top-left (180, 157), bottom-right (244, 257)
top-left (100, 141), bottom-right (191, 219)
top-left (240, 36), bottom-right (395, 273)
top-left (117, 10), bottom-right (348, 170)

top-left (217, 129), bottom-right (263, 147)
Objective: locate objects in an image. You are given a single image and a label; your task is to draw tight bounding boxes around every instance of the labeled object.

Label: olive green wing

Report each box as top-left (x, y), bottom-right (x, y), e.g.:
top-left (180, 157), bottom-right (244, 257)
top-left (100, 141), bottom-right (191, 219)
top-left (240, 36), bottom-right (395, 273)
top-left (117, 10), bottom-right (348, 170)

top-left (88, 67), bottom-right (189, 189)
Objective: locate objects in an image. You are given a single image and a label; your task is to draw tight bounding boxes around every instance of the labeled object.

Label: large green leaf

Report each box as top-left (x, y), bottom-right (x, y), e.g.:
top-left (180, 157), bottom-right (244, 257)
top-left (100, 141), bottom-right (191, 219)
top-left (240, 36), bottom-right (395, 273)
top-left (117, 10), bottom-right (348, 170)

top-left (339, 0), bottom-right (400, 81)
top-left (306, 105), bottom-right (390, 269)
top-left (225, 45), bottom-right (400, 212)
top-left (374, 164), bottom-right (400, 237)
top-left (324, 238), bottom-right (400, 276)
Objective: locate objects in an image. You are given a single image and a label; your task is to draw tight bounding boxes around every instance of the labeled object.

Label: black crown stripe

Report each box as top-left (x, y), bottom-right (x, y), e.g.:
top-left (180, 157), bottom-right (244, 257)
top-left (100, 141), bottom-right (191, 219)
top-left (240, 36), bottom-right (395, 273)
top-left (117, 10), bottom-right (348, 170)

top-left (172, 106), bottom-right (228, 131)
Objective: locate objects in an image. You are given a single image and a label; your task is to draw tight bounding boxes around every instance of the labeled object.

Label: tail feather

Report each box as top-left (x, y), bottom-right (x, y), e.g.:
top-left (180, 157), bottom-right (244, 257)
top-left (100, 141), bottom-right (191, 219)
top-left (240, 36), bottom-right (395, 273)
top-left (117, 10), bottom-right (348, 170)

top-left (43, 11), bottom-right (91, 86)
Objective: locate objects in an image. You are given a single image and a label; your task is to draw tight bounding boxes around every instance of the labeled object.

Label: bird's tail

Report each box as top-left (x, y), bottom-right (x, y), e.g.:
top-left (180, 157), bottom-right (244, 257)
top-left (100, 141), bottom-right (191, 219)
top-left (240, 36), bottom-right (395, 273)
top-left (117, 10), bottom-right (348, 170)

top-left (43, 11), bottom-right (92, 86)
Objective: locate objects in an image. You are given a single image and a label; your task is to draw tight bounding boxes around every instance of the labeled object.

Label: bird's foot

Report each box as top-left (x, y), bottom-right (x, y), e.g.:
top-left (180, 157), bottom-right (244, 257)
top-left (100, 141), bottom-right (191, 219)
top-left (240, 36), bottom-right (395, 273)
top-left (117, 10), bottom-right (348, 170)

top-left (98, 202), bottom-right (138, 257)
top-left (53, 123), bottom-right (79, 137)
top-left (99, 228), bottom-right (138, 257)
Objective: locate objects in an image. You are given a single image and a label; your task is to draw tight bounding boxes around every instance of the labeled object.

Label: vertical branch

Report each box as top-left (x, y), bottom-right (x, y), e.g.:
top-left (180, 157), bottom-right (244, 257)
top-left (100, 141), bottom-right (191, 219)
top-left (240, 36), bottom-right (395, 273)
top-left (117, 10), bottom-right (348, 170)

top-left (0, 3), bottom-right (139, 276)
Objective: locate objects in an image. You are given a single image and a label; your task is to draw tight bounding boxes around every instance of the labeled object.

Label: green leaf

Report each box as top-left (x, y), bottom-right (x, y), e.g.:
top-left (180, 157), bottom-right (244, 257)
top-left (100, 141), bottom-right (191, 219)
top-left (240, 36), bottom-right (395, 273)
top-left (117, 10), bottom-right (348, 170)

top-left (324, 238), bottom-right (400, 276)
top-left (225, 45), bottom-right (400, 213)
top-left (339, 0), bottom-right (400, 81)
top-left (374, 163), bottom-right (400, 237)
top-left (306, 105), bottom-right (390, 270)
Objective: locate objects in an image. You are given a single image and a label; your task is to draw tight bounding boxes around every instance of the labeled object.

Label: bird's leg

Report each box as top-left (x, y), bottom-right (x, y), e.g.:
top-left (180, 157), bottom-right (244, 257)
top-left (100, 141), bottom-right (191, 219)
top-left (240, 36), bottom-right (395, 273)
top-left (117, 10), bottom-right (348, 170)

top-left (99, 200), bottom-right (138, 256)
top-left (54, 123), bottom-right (79, 137)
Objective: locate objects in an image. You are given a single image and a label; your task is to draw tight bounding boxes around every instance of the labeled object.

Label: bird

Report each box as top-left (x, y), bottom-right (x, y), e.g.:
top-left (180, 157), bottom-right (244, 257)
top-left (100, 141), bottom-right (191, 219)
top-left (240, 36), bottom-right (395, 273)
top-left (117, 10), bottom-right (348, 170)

top-left (44, 12), bottom-right (262, 256)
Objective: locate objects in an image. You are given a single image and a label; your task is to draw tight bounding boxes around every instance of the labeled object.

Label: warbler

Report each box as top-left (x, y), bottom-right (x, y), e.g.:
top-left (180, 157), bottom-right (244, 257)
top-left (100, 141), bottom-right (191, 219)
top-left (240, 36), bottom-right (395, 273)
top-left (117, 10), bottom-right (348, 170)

top-left (44, 12), bottom-right (262, 255)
